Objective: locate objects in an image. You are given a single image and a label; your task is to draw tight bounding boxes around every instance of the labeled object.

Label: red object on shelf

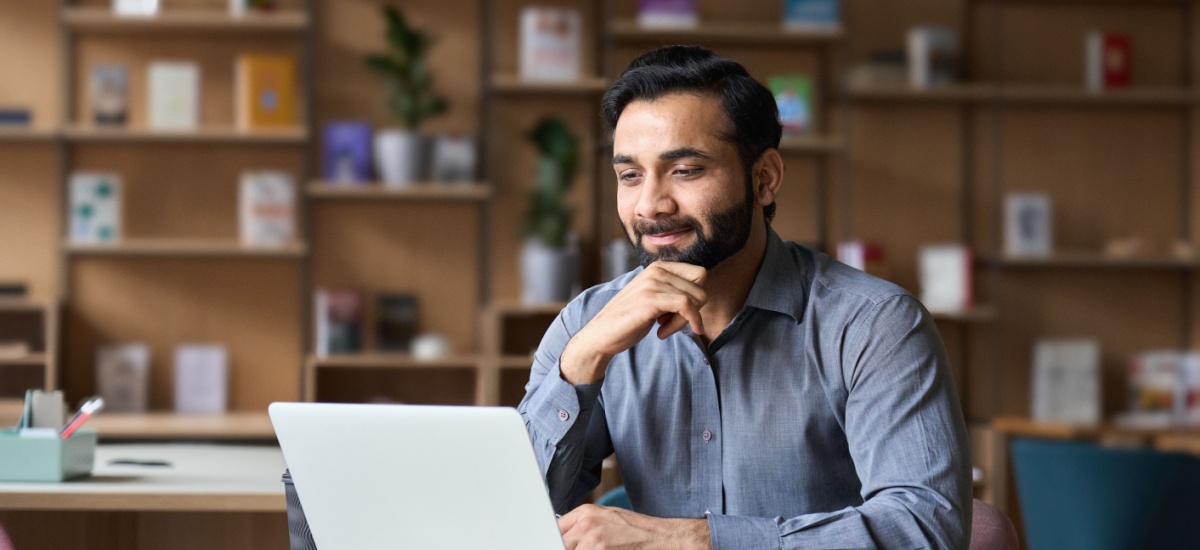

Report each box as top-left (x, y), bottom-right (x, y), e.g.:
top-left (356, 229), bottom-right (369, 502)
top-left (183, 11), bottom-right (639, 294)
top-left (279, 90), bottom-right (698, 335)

top-left (1087, 31), bottom-right (1131, 90)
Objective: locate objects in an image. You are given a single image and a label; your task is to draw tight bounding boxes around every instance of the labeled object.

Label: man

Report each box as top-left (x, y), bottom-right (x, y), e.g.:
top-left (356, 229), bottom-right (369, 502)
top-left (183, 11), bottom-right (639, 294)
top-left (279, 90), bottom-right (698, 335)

top-left (519, 45), bottom-right (971, 550)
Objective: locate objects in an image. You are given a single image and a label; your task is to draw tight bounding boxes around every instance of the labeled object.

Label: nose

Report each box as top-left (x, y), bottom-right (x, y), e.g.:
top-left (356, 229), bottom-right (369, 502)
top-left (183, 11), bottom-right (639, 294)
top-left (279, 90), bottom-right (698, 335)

top-left (633, 174), bottom-right (676, 220)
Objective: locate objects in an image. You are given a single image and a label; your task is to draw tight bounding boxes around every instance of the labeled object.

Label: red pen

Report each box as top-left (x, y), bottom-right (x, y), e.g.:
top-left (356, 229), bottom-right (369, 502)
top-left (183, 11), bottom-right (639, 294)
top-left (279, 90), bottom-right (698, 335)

top-left (59, 397), bottom-right (104, 439)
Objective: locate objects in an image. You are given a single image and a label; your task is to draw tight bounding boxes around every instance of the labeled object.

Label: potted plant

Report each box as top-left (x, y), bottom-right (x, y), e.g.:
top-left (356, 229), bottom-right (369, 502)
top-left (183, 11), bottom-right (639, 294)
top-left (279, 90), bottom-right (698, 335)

top-left (365, 6), bottom-right (448, 186)
top-left (519, 118), bottom-right (580, 304)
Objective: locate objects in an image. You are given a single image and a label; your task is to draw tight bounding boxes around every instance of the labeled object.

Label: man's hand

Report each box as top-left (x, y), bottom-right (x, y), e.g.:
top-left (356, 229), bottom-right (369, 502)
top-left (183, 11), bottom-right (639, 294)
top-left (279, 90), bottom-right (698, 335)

top-left (558, 504), bottom-right (711, 550)
top-left (560, 262), bottom-right (707, 384)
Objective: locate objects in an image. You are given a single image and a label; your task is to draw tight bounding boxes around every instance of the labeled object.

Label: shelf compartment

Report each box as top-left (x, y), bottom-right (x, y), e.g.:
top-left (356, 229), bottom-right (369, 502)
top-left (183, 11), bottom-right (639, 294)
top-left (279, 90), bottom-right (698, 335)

top-left (984, 253), bottom-right (1198, 270)
top-left (61, 7), bottom-right (309, 34)
top-left (846, 83), bottom-right (1196, 106)
top-left (308, 182), bottom-right (491, 202)
top-left (499, 355), bottom-right (535, 369)
top-left (0, 127), bottom-right (57, 142)
top-left (0, 353), bottom-right (48, 366)
top-left (778, 135), bottom-right (843, 154)
top-left (489, 75), bottom-right (609, 95)
top-left (930, 306), bottom-right (997, 323)
top-left (64, 239), bottom-right (308, 259)
top-left (609, 20), bottom-right (842, 47)
top-left (307, 353), bottom-right (481, 370)
top-left (87, 411), bottom-right (276, 440)
top-left (63, 125), bottom-right (308, 144)
top-left (845, 83), bottom-right (994, 103)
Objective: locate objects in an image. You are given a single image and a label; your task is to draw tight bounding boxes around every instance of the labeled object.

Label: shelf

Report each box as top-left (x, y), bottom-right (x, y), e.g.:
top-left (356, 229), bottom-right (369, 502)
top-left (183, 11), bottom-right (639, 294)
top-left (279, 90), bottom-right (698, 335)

top-left (61, 7), bottom-right (309, 34)
top-left (0, 127), bottom-right (57, 142)
top-left (63, 125), bottom-right (308, 144)
top-left (846, 83), bottom-right (1196, 106)
top-left (308, 353), bottom-right (480, 370)
top-left (930, 305), bottom-right (997, 323)
top-left (488, 301), bottom-right (568, 317)
top-left (0, 298), bottom-right (52, 312)
top-left (308, 182), bottom-right (491, 202)
top-left (500, 355), bottom-right (535, 369)
top-left (0, 353), bottom-right (48, 366)
top-left (778, 135), bottom-right (843, 154)
top-left (490, 75), bottom-right (608, 95)
top-left (64, 239), bottom-right (308, 259)
top-left (609, 19), bottom-right (842, 47)
top-left (984, 253), bottom-right (1198, 270)
top-left (87, 411), bottom-right (276, 440)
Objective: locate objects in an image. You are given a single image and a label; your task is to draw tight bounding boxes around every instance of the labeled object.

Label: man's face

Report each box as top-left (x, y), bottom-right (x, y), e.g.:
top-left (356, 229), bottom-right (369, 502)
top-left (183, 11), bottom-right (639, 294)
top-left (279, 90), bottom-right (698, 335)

top-left (613, 93), bottom-right (755, 270)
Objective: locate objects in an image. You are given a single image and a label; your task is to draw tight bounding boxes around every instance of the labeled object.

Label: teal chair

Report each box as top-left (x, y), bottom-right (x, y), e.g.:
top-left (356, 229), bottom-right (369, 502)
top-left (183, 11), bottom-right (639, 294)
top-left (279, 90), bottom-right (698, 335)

top-left (1011, 437), bottom-right (1200, 550)
top-left (595, 485), bottom-right (631, 509)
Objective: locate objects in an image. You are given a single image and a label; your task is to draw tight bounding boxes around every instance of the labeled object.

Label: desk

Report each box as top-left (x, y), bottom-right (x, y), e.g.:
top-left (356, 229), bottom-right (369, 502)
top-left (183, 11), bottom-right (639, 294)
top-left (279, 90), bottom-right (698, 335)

top-left (0, 444), bottom-right (289, 550)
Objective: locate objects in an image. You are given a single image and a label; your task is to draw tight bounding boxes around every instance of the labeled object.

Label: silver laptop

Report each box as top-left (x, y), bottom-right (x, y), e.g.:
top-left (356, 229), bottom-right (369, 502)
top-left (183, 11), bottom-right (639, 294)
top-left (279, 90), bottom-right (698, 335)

top-left (269, 402), bottom-right (565, 550)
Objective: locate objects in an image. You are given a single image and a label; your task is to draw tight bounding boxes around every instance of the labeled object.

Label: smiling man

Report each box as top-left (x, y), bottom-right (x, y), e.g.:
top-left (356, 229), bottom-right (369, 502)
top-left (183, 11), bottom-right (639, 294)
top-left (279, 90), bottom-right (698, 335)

top-left (518, 46), bottom-right (971, 550)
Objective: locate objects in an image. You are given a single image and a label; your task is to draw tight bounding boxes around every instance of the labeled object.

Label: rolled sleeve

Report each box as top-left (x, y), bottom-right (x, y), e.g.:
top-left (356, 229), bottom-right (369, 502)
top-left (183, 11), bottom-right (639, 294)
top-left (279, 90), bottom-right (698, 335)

top-left (524, 362), bottom-right (603, 446)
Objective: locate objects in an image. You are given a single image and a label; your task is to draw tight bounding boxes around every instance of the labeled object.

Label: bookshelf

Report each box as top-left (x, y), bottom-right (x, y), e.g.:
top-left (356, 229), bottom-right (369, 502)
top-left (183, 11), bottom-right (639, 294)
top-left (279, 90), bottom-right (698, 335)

top-left (61, 6), bottom-right (310, 33)
top-left (607, 19), bottom-right (844, 46)
top-left (61, 125), bottom-right (309, 144)
top-left (307, 182), bottom-right (492, 202)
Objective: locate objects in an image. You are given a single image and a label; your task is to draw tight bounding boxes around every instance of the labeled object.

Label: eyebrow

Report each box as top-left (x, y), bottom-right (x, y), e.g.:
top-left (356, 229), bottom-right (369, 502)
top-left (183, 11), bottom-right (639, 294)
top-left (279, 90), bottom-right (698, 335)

top-left (612, 147), bottom-right (713, 165)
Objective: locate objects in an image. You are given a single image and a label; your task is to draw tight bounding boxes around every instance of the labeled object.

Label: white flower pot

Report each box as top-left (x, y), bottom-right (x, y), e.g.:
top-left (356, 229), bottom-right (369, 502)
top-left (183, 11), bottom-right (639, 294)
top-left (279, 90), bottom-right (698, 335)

top-left (520, 237), bottom-right (579, 305)
top-left (374, 129), bottom-right (424, 186)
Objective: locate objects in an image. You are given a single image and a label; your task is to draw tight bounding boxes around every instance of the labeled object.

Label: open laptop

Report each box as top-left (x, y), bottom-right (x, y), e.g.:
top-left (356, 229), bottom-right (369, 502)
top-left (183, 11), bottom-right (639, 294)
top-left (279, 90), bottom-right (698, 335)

top-left (269, 402), bottom-right (565, 550)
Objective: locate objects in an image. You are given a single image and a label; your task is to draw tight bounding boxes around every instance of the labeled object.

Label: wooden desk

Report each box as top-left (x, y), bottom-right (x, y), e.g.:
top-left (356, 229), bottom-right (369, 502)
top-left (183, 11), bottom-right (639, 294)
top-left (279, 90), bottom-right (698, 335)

top-left (0, 444), bottom-right (289, 550)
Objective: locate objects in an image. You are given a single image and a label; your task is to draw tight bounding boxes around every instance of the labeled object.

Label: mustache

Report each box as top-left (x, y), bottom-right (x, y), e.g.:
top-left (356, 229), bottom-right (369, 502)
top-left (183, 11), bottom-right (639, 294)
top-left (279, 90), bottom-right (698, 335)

top-left (633, 217), bottom-right (699, 237)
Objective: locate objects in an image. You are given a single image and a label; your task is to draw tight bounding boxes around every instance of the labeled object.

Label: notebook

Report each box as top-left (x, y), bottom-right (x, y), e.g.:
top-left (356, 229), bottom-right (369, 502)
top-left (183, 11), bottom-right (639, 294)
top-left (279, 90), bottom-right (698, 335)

top-left (269, 402), bottom-right (565, 550)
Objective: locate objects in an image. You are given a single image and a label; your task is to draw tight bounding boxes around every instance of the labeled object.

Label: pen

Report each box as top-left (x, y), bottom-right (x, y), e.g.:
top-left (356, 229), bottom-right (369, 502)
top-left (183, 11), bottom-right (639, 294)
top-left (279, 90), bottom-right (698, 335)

top-left (59, 397), bottom-right (104, 439)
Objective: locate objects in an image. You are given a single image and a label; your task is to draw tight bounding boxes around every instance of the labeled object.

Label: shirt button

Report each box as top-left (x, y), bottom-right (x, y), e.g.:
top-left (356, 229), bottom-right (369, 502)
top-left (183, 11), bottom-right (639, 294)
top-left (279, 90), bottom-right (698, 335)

top-left (704, 509), bottom-right (712, 515)
top-left (702, 357), bottom-right (709, 365)
top-left (702, 429), bottom-right (712, 442)
top-left (557, 409), bottom-right (570, 422)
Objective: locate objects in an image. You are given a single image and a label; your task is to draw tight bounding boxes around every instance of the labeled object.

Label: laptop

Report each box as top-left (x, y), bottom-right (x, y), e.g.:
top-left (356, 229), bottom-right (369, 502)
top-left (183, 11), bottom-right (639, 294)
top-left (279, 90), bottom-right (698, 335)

top-left (269, 402), bottom-right (565, 550)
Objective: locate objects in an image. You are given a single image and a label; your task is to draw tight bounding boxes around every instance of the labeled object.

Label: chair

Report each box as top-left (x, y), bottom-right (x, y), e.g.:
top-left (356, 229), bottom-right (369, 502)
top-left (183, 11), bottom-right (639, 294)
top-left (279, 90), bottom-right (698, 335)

top-left (970, 498), bottom-right (1018, 550)
top-left (0, 521), bottom-right (15, 550)
top-left (596, 486), bottom-right (1014, 550)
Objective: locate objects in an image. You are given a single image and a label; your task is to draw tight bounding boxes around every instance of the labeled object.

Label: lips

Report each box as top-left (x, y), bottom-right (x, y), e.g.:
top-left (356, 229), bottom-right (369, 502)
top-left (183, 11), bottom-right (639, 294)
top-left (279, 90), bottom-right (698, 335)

top-left (642, 227), bottom-right (692, 246)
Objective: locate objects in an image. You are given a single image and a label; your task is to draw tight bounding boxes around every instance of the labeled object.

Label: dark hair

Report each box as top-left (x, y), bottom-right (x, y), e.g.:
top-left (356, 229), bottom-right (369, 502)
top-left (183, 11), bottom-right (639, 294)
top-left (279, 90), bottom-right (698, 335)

top-left (601, 45), bottom-right (781, 223)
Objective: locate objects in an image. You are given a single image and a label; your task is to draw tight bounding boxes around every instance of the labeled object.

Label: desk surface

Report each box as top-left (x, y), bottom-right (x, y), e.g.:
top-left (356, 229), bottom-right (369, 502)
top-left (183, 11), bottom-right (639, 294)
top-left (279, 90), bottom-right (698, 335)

top-left (0, 444), bottom-right (286, 512)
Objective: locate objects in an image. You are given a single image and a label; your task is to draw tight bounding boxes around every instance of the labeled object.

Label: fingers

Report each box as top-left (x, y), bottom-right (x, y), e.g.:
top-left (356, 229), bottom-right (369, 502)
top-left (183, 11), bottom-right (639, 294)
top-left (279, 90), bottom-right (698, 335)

top-left (652, 261), bottom-right (707, 285)
top-left (643, 264), bottom-right (707, 335)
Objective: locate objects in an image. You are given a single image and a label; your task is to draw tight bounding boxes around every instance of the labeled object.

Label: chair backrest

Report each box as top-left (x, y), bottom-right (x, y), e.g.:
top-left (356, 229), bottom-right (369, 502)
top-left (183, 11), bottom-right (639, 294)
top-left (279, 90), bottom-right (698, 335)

top-left (970, 498), bottom-right (1018, 550)
top-left (0, 520), bottom-right (15, 550)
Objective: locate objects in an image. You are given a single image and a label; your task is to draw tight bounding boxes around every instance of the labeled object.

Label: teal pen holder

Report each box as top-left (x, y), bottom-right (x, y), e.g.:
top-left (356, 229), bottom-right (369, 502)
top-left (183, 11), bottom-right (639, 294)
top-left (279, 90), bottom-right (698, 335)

top-left (0, 428), bottom-right (97, 482)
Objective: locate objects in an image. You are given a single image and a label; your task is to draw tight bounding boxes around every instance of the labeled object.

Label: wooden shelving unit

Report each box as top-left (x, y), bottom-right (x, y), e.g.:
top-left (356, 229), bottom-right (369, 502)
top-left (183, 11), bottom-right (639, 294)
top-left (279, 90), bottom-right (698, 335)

top-left (489, 74), bottom-right (609, 95)
top-left (608, 19), bottom-right (843, 47)
top-left (930, 305), bottom-right (997, 323)
top-left (307, 182), bottom-right (492, 201)
top-left (64, 239), bottom-right (308, 258)
top-left (846, 83), bottom-right (1196, 106)
top-left (61, 6), bottom-right (309, 33)
top-left (62, 125), bottom-right (308, 144)
top-left (984, 253), bottom-right (1199, 270)
top-left (0, 128), bottom-right (58, 142)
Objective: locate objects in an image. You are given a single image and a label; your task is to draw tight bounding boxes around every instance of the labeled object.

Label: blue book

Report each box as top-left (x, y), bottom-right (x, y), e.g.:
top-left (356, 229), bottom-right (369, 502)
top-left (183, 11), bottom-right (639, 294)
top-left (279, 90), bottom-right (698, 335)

top-left (0, 108), bottom-right (31, 126)
top-left (783, 0), bottom-right (840, 31)
top-left (321, 121), bottom-right (373, 184)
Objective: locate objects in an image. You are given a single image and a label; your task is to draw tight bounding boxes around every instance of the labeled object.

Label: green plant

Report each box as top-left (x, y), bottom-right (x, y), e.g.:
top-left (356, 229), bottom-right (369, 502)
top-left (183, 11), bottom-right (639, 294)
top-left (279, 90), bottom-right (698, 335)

top-left (519, 118), bottom-right (579, 249)
top-left (364, 6), bottom-right (448, 129)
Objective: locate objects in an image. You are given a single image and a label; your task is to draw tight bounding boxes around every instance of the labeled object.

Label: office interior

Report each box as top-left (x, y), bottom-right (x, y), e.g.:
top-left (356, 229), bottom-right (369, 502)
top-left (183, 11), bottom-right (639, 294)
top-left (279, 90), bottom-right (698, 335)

top-left (2, 0), bottom-right (1199, 548)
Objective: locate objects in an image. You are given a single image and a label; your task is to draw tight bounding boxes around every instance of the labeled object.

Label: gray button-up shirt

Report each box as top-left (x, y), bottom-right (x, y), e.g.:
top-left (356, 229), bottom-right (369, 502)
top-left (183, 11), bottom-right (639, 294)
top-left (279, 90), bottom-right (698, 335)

top-left (519, 228), bottom-right (971, 549)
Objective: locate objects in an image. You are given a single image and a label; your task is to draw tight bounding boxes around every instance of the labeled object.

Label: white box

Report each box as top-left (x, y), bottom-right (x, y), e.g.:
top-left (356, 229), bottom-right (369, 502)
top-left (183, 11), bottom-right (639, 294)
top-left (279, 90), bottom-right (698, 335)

top-left (69, 172), bottom-right (122, 244)
top-left (239, 171), bottom-right (296, 247)
top-left (918, 244), bottom-right (973, 314)
top-left (113, 0), bottom-right (159, 17)
top-left (174, 344), bottom-right (228, 414)
top-left (519, 7), bottom-right (582, 82)
top-left (1032, 339), bottom-right (1101, 425)
top-left (908, 26), bottom-right (958, 89)
top-left (1005, 193), bottom-right (1053, 257)
top-left (147, 61), bottom-right (200, 131)
top-left (97, 344), bottom-right (150, 413)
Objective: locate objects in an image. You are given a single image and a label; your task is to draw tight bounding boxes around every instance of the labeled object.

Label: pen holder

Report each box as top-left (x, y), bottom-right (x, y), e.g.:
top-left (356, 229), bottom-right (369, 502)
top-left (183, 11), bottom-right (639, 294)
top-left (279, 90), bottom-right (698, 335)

top-left (0, 428), bottom-right (97, 482)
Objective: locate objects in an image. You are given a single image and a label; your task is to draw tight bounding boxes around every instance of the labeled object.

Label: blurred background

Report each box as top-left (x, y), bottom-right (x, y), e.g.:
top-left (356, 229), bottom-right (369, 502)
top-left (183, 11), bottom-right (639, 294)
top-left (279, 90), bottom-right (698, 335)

top-left (2, 0), bottom-right (1200, 548)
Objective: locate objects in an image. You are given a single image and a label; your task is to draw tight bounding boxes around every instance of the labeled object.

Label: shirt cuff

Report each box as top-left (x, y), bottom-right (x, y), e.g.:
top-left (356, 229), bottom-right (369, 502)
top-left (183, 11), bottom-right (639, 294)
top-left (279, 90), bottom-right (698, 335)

top-left (706, 514), bottom-right (782, 550)
top-left (527, 362), bottom-right (602, 445)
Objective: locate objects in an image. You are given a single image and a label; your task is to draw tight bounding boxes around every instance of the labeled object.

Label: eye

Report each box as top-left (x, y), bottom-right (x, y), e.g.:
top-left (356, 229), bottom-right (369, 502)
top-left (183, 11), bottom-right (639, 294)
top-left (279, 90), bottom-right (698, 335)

top-left (673, 167), bottom-right (704, 178)
top-left (618, 171), bottom-right (643, 185)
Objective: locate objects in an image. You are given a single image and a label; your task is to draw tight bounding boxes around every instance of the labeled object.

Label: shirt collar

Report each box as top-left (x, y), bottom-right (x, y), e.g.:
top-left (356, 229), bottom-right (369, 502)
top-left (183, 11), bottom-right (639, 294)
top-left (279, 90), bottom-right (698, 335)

top-left (742, 225), bottom-right (809, 323)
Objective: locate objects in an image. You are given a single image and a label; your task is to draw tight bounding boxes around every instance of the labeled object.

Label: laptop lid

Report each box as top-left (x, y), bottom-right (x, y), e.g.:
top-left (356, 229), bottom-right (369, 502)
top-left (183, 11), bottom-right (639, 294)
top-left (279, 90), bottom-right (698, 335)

top-left (269, 402), bottom-right (565, 550)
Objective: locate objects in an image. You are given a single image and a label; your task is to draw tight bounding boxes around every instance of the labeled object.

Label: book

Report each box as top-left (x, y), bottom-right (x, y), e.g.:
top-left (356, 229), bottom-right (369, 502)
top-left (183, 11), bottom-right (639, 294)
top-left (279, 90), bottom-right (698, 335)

top-left (89, 64), bottom-right (129, 127)
top-left (1086, 31), bottom-right (1131, 92)
top-left (174, 344), bottom-right (228, 414)
top-left (112, 0), bottom-right (159, 16)
top-left (0, 108), bottom-right (32, 126)
top-left (837, 240), bottom-right (887, 280)
top-left (519, 7), bottom-right (582, 82)
top-left (147, 60), bottom-right (200, 131)
top-left (375, 294), bottom-right (418, 352)
top-left (96, 343), bottom-right (150, 413)
top-left (769, 75), bottom-right (815, 136)
top-left (918, 244), bottom-right (973, 314)
top-left (239, 170), bottom-right (296, 247)
top-left (783, 0), bottom-right (840, 31)
top-left (69, 172), bottom-right (122, 244)
top-left (1126, 350), bottom-right (1200, 425)
top-left (1031, 339), bottom-right (1101, 425)
top-left (229, 0), bottom-right (278, 16)
top-left (236, 54), bottom-right (299, 131)
top-left (1004, 193), bottom-right (1053, 257)
top-left (638, 0), bottom-right (697, 28)
top-left (321, 121), bottom-right (373, 184)
top-left (314, 289), bottom-right (364, 357)
top-left (908, 26), bottom-right (959, 88)
top-left (430, 134), bottom-right (477, 183)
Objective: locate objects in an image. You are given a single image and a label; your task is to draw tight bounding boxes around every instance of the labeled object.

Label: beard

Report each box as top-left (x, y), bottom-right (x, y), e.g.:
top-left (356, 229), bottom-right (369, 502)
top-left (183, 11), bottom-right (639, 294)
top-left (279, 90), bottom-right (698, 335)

top-left (624, 178), bottom-right (755, 270)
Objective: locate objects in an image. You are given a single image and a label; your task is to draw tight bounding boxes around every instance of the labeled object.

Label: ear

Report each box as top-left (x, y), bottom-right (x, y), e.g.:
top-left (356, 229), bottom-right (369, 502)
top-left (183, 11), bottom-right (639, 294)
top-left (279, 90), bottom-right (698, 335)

top-left (752, 148), bottom-right (784, 207)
